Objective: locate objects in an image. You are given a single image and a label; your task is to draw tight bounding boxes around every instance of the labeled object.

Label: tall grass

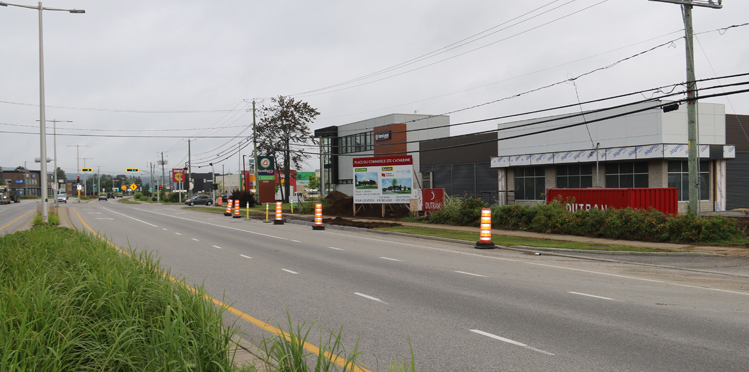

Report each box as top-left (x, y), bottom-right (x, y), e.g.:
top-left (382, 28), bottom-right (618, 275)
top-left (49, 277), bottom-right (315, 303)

top-left (0, 226), bottom-right (246, 371)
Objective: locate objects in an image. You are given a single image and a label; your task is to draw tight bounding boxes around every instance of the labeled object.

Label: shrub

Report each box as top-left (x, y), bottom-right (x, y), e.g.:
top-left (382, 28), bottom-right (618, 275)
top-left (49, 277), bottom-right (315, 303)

top-left (429, 195), bottom-right (463, 225)
top-left (457, 197), bottom-right (487, 226)
top-left (229, 190), bottom-right (257, 208)
top-left (134, 192), bottom-right (143, 200)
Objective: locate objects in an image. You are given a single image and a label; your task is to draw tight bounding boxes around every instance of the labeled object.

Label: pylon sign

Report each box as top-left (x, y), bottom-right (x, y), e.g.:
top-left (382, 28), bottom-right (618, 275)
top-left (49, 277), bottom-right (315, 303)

top-left (257, 156), bottom-right (275, 181)
top-left (172, 168), bottom-right (185, 183)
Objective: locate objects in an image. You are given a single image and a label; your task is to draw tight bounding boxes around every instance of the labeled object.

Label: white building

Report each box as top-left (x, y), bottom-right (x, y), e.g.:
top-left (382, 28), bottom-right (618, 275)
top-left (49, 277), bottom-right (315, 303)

top-left (490, 101), bottom-right (735, 213)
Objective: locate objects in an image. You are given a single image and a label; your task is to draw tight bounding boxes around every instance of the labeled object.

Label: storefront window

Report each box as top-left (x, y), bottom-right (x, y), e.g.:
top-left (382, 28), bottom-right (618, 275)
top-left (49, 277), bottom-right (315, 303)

top-left (514, 167), bottom-right (545, 200)
top-left (556, 164), bottom-right (592, 188)
top-left (668, 160), bottom-right (709, 201)
top-left (605, 162), bottom-right (648, 188)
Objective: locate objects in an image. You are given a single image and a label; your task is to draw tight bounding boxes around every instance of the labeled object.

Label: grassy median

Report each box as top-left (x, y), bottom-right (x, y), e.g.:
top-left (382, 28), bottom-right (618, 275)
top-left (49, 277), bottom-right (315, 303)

top-left (375, 225), bottom-right (671, 252)
top-left (0, 226), bottom-right (246, 371)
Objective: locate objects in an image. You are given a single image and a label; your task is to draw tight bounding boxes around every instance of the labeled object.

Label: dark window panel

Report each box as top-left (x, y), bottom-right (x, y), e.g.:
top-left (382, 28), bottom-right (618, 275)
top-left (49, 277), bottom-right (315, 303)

top-left (606, 175), bottom-right (619, 188)
top-left (621, 162), bottom-right (634, 174)
top-left (634, 162), bottom-right (648, 173)
top-left (634, 174), bottom-right (649, 188)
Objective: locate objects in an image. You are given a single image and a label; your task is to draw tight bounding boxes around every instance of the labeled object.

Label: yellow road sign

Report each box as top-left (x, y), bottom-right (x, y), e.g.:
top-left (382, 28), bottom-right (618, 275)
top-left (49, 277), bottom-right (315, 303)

top-left (130, 184), bottom-right (137, 191)
top-left (81, 168), bottom-right (93, 172)
top-left (126, 168), bottom-right (139, 173)
top-left (121, 186), bottom-right (127, 191)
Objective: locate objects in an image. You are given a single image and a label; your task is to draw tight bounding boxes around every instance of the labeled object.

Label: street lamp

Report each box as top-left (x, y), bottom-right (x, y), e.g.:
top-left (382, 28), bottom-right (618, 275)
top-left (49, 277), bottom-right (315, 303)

top-left (1, 1), bottom-right (84, 222)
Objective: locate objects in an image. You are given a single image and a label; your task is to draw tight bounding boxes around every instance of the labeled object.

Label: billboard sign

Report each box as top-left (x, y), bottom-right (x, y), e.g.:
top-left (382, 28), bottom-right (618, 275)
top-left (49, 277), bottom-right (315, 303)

top-left (353, 155), bottom-right (413, 204)
top-left (257, 156), bottom-right (275, 181)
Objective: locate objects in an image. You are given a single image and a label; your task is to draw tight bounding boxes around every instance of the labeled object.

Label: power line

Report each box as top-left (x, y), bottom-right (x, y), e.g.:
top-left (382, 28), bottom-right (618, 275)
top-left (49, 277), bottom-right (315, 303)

top-left (293, 0), bottom-right (611, 98)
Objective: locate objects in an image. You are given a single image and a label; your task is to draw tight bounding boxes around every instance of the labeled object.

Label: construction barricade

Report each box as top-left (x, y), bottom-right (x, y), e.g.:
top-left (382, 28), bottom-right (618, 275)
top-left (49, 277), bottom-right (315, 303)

top-left (475, 208), bottom-right (496, 249)
top-left (312, 203), bottom-right (325, 230)
top-left (225, 199), bottom-right (233, 216)
top-left (233, 200), bottom-right (241, 218)
top-left (273, 201), bottom-right (284, 225)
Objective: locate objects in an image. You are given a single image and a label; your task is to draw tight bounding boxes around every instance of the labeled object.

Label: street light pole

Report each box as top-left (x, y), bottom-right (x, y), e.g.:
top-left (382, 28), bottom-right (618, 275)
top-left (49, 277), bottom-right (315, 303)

top-left (1, 1), bottom-right (84, 222)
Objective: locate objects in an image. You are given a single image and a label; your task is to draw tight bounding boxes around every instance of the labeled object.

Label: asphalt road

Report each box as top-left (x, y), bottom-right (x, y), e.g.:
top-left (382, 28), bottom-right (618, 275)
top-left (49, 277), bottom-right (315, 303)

top-left (0, 199), bottom-right (35, 236)
top-left (68, 200), bottom-right (749, 371)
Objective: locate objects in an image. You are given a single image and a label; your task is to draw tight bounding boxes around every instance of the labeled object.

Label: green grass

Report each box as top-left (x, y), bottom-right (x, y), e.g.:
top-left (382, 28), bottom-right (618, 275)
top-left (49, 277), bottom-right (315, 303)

top-left (118, 198), bottom-right (141, 204)
top-left (32, 213), bottom-right (60, 226)
top-left (375, 225), bottom-right (673, 252)
top-left (0, 226), bottom-right (247, 371)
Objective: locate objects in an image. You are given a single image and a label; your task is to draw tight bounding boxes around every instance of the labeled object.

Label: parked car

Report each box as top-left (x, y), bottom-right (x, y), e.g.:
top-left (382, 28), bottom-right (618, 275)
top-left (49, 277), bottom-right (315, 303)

top-left (56, 193), bottom-right (68, 203)
top-left (98, 194), bottom-right (108, 201)
top-left (185, 195), bottom-right (213, 206)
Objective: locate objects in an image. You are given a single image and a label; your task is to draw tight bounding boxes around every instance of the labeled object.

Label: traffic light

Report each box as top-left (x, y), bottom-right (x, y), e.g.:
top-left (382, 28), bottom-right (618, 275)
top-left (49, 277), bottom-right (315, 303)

top-left (76, 176), bottom-right (80, 184)
top-left (159, 185), bottom-right (162, 190)
top-left (212, 183), bottom-right (218, 190)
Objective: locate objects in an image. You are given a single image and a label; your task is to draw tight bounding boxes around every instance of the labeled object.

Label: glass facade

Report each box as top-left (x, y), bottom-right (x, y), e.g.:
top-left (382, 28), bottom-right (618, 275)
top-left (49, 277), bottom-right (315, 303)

top-left (338, 131), bottom-right (373, 154)
top-left (514, 167), bottom-right (545, 200)
top-left (605, 162), bottom-right (648, 188)
top-left (556, 164), bottom-right (593, 188)
top-left (668, 160), bottom-right (709, 201)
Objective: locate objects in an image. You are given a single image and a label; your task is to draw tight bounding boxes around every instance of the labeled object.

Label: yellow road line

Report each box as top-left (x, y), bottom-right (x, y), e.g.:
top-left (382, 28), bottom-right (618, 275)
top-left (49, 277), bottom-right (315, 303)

top-left (0, 209), bottom-right (34, 232)
top-left (71, 207), bottom-right (371, 372)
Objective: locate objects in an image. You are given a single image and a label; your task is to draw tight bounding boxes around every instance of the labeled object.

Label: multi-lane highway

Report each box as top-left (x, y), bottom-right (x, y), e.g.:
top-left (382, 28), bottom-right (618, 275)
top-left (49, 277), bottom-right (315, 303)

top-left (0, 200), bottom-right (35, 236)
top-left (65, 199), bottom-right (749, 371)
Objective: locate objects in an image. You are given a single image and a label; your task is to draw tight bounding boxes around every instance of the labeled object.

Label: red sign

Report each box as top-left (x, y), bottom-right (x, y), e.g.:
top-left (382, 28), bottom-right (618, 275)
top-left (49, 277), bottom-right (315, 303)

top-left (421, 188), bottom-right (445, 212)
top-left (353, 155), bottom-right (413, 167)
top-left (172, 169), bottom-right (185, 183)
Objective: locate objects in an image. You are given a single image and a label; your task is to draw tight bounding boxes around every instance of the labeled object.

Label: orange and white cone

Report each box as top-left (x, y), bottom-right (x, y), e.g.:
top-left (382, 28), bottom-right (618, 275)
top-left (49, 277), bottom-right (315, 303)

top-left (312, 202), bottom-right (325, 230)
top-left (475, 208), bottom-right (496, 249)
top-left (273, 201), bottom-right (284, 225)
top-left (224, 199), bottom-right (233, 216)
top-left (233, 200), bottom-right (241, 218)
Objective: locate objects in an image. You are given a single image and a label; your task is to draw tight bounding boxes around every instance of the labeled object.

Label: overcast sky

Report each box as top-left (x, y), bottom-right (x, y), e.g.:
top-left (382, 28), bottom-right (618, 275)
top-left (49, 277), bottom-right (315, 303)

top-left (2, 0), bottom-right (748, 179)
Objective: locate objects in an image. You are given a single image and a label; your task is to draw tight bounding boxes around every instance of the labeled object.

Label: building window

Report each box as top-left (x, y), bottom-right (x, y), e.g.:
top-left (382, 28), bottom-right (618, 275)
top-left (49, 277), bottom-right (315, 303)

top-left (365, 131), bottom-right (373, 150)
top-left (605, 162), bottom-right (648, 188)
top-left (514, 167), bottom-right (545, 200)
top-left (668, 160), bottom-right (709, 201)
top-left (556, 164), bottom-right (593, 188)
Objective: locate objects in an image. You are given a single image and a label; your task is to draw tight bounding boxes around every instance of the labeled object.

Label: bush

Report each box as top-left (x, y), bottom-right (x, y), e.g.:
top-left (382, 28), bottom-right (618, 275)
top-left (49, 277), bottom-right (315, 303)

top-left (229, 190), bottom-right (257, 208)
top-left (487, 201), bottom-right (744, 244)
top-left (134, 192), bottom-right (143, 200)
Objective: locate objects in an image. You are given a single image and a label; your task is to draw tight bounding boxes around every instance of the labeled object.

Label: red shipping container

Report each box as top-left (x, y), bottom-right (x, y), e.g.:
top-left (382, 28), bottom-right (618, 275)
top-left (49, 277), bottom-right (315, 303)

top-left (545, 188), bottom-right (678, 215)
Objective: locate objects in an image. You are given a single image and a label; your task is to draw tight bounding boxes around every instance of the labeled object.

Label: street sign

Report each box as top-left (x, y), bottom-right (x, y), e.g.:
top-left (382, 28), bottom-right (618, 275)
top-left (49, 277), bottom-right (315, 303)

top-left (121, 186), bottom-right (127, 191)
top-left (81, 168), bottom-right (93, 172)
top-left (126, 168), bottom-right (139, 173)
top-left (130, 184), bottom-right (137, 191)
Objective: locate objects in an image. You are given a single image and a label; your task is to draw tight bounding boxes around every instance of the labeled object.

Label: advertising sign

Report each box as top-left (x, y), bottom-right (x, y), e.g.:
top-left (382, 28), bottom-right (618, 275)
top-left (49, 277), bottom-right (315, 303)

top-left (353, 155), bottom-right (413, 204)
top-left (418, 188), bottom-right (445, 211)
top-left (257, 156), bottom-right (275, 181)
top-left (172, 168), bottom-right (185, 183)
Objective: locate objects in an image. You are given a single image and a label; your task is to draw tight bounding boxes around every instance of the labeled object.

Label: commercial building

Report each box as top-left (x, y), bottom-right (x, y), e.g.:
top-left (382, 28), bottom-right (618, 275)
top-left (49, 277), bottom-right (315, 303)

top-left (489, 101), bottom-right (735, 213)
top-left (725, 114), bottom-right (749, 210)
top-left (1, 168), bottom-right (54, 197)
top-left (314, 113), bottom-right (450, 196)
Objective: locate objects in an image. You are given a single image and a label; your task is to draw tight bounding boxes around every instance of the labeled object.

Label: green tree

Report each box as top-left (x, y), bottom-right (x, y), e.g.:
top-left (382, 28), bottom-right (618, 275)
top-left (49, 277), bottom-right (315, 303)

top-left (308, 174), bottom-right (320, 191)
top-left (55, 167), bottom-right (66, 181)
top-left (256, 96), bottom-right (320, 202)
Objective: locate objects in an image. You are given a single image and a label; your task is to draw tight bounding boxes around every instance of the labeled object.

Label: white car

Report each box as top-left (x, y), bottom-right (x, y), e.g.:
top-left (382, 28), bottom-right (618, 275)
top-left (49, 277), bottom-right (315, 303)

top-left (57, 193), bottom-right (68, 203)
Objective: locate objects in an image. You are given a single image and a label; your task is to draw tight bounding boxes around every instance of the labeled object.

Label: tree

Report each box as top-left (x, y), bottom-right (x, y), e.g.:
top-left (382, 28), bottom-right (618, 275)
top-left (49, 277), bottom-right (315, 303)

top-left (308, 174), bottom-right (320, 191)
top-left (256, 96), bottom-right (320, 202)
top-left (55, 167), bottom-right (66, 181)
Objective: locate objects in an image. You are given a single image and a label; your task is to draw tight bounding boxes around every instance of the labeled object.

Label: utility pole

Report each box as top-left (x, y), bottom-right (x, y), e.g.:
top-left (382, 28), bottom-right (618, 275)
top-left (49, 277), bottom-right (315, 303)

top-left (188, 140), bottom-right (192, 198)
top-left (649, 0), bottom-right (722, 215)
top-left (160, 152), bottom-right (166, 200)
top-left (253, 99), bottom-right (258, 202)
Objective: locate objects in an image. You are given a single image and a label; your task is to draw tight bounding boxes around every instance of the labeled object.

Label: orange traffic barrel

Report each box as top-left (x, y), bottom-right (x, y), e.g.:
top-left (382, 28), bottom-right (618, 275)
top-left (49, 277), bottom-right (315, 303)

top-left (225, 199), bottom-right (233, 216)
top-left (312, 202), bottom-right (325, 230)
top-left (475, 208), bottom-right (496, 249)
top-left (273, 201), bottom-right (284, 225)
top-left (233, 200), bottom-right (241, 218)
